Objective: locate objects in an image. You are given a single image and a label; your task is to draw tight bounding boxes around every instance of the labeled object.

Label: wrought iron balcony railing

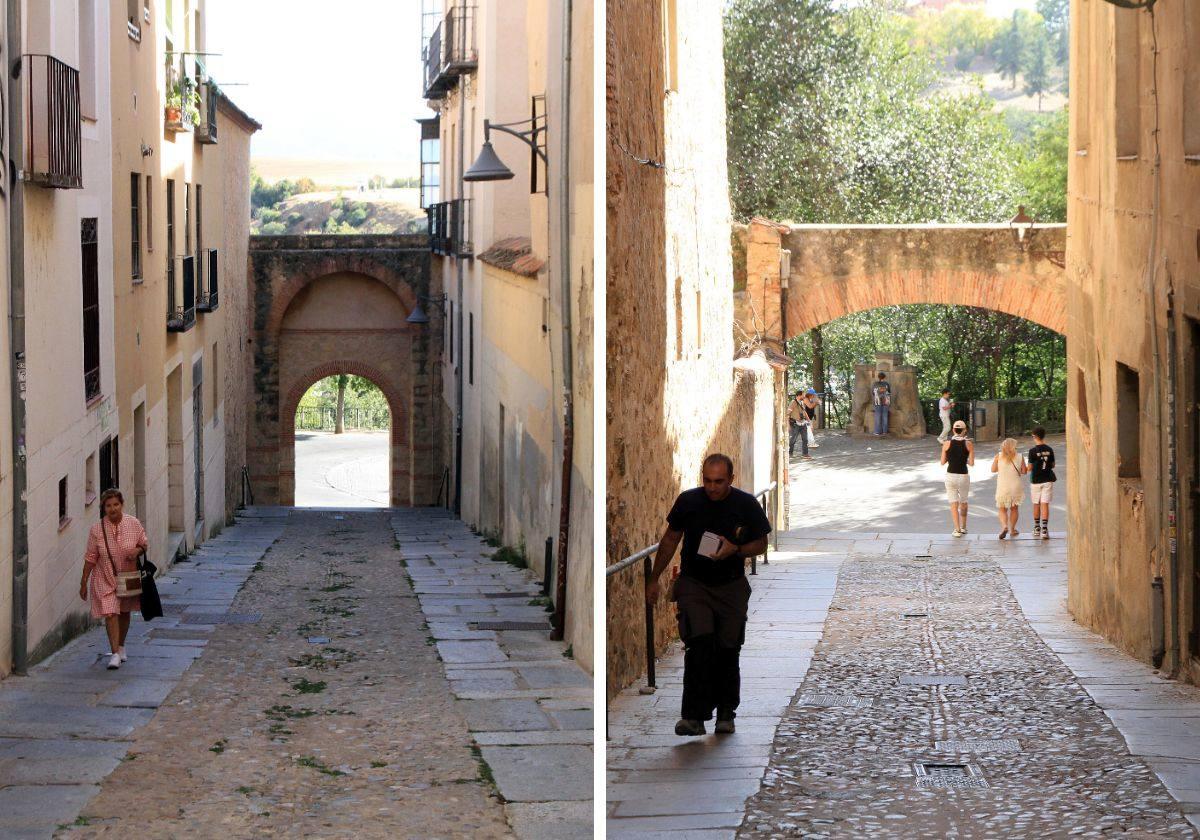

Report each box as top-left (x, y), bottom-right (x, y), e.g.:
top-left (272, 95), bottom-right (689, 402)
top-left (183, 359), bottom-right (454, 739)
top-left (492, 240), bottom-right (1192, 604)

top-left (427, 198), bottom-right (472, 258)
top-left (197, 248), bottom-right (219, 312)
top-left (167, 255), bottom-right (197, 332)
top-left (195, 79), bottom-right (218, 144)
top-left (422, 4), bottom-right (478, 99)
top-left (21, 55), bottom-right (82, 189)
top-left (164, 53), bottom-right (200, 133)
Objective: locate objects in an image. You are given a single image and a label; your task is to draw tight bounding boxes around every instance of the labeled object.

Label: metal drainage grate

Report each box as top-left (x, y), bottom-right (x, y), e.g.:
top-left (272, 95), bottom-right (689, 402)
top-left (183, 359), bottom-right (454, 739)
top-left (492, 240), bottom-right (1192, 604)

top-left (797, 694), bottom-right (874, 708)
top-left (180, 612), bottom-right (263, 625)
top-left (903, 612), bottom-right (929, 618)
top-left (914, 762), bottom-right (988, 790)
top-left (471, 621), bottom-right (550, 631)
top-left (936, 739), bottom-right (1020, 753)
top-left (900, 674), bottom-right (967, 686)
top-left (913, 555), bottom-right (932, 561)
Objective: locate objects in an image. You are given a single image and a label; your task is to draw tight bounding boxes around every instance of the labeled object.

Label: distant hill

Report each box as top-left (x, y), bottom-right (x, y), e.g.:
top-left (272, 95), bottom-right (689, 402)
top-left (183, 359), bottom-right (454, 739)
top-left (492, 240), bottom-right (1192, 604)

top-left (252, 158), bottom-right (417, 189)
top-left (250, 188), bottom-right (425, 236)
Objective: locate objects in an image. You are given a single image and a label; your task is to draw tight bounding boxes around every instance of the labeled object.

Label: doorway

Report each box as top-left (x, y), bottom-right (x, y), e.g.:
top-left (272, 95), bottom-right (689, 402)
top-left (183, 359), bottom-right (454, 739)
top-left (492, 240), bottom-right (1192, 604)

top-left (166, 364), bottom-right (184, 534)
top-left (193, 358), bottom-right (204, 529)
top-left (293, 373), bottom-right (391, 508)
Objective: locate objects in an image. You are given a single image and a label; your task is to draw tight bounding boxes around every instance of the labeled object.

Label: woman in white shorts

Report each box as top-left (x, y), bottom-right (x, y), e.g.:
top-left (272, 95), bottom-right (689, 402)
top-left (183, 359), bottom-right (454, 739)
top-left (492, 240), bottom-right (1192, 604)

top-left (991, 437), bottom-right (1027, 539)
top-left (940, 420), bottom-right (974, 537)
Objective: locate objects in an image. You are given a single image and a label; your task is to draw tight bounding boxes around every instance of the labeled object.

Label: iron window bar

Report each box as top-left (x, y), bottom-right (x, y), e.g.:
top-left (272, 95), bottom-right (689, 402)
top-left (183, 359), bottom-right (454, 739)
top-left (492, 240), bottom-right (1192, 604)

top-left (421, 3), bottom-right (478, 99)
top-left (21, 54), bottom-right (82, 189)
top-left (167, 255), bottom-right (196, 332)
top-left (197, 248), bottom-right (219, 312)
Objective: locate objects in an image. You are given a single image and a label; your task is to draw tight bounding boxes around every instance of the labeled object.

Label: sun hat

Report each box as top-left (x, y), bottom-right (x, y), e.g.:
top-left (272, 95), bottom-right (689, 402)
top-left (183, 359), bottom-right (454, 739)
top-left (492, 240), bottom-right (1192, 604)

top-left (805, 388), bottom-right (817, 395)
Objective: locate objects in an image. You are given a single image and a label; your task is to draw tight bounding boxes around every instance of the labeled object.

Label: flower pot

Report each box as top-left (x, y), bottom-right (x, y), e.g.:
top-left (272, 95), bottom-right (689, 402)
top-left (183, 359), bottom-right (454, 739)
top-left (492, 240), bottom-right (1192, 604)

top-left (165, 105), bottom-right (181, 123)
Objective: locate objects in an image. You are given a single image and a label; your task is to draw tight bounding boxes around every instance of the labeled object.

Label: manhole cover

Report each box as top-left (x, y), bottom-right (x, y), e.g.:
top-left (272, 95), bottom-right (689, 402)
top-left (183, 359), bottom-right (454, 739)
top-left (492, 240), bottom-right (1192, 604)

top-left (797, 694), bottom-right (874, 708)
top-left (914, 762), bottom-right (988, 789)
top-left (900, 675), bottom-right (967, 686)
top-left (471, 621), bottom-right (549, 631)
top-left (936, 739), bottom-right (1020, 753)
top-left (180, 612), bottom-right (263, 624)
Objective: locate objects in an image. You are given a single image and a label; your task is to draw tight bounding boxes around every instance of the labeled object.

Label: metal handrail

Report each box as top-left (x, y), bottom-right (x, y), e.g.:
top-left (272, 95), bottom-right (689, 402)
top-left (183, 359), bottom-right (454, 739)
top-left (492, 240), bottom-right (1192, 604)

top-left (606, 481), bottom-right (779, 694)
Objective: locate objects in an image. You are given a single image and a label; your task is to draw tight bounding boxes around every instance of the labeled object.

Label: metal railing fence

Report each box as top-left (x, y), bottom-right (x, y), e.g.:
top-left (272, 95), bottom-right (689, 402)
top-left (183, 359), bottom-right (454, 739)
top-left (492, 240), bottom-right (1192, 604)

top-left (295, 406), bottom-right (391, 432)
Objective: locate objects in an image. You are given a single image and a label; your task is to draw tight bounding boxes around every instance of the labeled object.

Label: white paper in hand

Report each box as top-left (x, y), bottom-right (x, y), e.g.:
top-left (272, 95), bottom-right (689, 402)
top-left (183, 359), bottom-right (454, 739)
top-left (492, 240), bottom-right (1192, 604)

top-left (697, 531), bottom-right (723, 559)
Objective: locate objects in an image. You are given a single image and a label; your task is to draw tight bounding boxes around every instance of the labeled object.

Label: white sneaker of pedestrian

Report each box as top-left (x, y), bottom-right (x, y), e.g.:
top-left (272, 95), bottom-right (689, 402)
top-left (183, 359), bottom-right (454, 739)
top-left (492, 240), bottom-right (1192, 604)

top-left (106, 653), bottom-right (121, 670)
top-left (118, 648), bottom-right (127, 663)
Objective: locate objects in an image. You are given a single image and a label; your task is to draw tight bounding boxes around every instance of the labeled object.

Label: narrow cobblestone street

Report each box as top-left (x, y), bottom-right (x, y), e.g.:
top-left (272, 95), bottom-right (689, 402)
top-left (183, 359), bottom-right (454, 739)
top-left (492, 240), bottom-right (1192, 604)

top-left (0, 507), bottom-right (591, 839)
top-left (607, 533), bottom-right (1200, 839)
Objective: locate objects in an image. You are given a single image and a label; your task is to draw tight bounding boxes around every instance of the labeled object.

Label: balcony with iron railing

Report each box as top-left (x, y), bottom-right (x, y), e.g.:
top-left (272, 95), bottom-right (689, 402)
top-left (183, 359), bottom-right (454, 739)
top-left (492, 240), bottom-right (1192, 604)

top-left (194, 56), bottom-right (218, 144)
top-left (164, 53), bottom-right (201, 133)
top-left (167, 255), bottom-right (197, 332)
top-left (427, 198), bottom-right (472, 258)
top-left (196, 248), bottom-right (219, 312)
top-left (21, 54), bottom-right (82, 189)
top-left (422, 4), bottom-right (478, 99)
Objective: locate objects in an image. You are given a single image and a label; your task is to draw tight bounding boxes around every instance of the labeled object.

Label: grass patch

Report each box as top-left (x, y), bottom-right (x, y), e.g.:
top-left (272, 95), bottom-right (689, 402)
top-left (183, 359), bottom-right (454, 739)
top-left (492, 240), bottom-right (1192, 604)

top-left (482, 529), bottom-right (502, 548)
top-left (289, 677), bottom-right (327, 695)
top-left (562, 645), bottom-right (574, 659)
top-left (252, 561), bottom-right (264, 572)
top-left (236, 786), bottom-right (255, 796)
top-left (296, 755), bottom-right (345, 777)
top-left (370, 760), bottom-right (388, 768)
top-left (469, 744), bottom-right (503, 801)
top-left (528, 596), bottom-right (552, 608)
top-left (209, 738), bottom-right (228, 754)
top-left (268, 723), bottom-right (294, 737)
top-left (320, 582), bottom-right (351, 592)
top-left (491, 546), bottom-right (527, 569)
top-left (265, 704), bottom-right (319, 720)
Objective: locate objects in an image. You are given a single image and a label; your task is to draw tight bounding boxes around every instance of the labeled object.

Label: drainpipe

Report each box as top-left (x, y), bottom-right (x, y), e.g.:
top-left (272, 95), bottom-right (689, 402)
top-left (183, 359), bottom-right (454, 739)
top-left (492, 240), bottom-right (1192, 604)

top-left (550, 0), bottom-right (573, 642)
top-left (7, 0), bottom-right (28, 674)
top-left (1166, 285), bottom-right (1179, 664)
top-left (453, 77), bottom-right (465, 516)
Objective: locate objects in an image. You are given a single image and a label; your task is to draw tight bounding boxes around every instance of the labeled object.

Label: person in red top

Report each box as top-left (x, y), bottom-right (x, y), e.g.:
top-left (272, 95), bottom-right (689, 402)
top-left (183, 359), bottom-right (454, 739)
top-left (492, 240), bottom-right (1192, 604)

top-left (80, 489), bottom-right (148, 670)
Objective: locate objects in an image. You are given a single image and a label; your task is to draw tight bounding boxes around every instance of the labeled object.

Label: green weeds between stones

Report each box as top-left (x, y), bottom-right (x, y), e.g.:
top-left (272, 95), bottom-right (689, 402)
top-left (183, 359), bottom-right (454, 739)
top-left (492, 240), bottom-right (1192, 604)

top-left (289, 677), bottom-right (327, 695)
top-left (562, 645), bottom-right (574, 659)
top-left (469, 744), bottom-right (503, 801)
top-left (491, 545), bottom-right (527, 569)
top-left (209, 739), bottom-right (228, 754)
top-left (296, 755), bottom-right (345, 777)
top-left (370, 760), bottom-right (388, 768)
top-left (265, 704), bottom-right (319, 720)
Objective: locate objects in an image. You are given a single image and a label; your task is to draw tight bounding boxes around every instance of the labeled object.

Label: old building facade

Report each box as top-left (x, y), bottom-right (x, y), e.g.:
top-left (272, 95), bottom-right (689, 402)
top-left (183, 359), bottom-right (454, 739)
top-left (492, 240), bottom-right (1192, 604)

top-left (1, 0), bottom-right (256, 675)
top-left (606, 0), bottom-right (782, 696)
top-left (421, 0), bottom-right (594, 671)
top-left (1066, 0), bottom-right (1200, 679)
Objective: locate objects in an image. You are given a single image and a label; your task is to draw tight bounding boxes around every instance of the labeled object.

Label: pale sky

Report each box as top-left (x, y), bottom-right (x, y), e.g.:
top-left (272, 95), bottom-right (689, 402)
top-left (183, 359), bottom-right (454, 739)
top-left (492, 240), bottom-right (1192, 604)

top-left (206, 0), bottom-right (428, 174)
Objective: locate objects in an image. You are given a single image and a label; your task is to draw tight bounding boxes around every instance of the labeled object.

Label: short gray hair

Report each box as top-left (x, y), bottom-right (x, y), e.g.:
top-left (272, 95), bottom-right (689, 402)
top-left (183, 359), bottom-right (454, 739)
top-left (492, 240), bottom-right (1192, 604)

top-left (99, 488), bottom-right (124, 507)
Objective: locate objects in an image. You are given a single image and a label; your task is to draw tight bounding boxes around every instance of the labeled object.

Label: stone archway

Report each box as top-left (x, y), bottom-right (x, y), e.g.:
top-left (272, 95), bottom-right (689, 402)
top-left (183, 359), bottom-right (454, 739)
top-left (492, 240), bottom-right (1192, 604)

top-left (247, 235), bottom-right (443, 508)
top-left (282, 360), bottom-right (407, 507)
top-left (739, 220), bottom-right (1068, 340)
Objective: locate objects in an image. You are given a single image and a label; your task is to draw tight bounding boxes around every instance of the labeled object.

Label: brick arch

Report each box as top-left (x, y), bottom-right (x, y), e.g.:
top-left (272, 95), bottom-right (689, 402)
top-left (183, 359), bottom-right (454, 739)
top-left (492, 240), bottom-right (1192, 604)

top-left (263, 255), bottom-right (420, 341)
top-left (281, 360), bottom-right (410, 507)
top-left (785, 267), bottom-right (1067, 336)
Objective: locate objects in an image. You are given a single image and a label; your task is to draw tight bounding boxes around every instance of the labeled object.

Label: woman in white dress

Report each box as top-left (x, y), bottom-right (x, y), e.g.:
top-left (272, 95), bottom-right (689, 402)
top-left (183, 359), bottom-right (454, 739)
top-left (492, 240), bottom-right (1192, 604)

top-left (990, 437), bottom-right (1027, 540)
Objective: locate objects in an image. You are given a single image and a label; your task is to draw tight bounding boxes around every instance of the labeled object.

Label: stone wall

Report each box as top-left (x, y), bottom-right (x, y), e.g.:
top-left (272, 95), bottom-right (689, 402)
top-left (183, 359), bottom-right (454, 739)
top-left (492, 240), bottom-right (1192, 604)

top-left (247, 236), bottom-right (442, 508)
top-left (606, 0), bottom-right (785, 697)
top-left (851, 354), bottom-right (925, 438)
top-left (1065, 1), bottom-right (1200, 680)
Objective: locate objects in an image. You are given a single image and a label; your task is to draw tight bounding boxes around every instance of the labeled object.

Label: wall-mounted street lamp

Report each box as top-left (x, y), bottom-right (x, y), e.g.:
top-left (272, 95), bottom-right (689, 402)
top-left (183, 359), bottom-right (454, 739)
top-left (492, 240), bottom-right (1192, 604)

top-left (1009, 206), bottom-right (1036, 251)
top-left (406, 293), bottom-right (448, 325)
top-left (463, 113), bottom-right (548, 190)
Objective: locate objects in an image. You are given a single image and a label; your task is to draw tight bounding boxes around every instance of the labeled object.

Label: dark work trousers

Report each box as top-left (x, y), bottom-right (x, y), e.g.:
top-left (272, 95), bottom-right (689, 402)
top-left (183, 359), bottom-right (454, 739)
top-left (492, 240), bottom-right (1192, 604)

top-left (673, 574), bottom-right (752, 722)
top-left (789, 421), bottom-right (809, 456)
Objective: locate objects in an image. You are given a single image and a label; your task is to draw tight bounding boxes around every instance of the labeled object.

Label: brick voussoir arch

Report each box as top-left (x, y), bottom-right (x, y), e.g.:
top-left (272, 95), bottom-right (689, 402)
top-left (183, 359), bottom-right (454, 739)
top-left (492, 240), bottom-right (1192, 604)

top-left (281, 360), bottom-right (408, 450)
top-left (786, 268), bottom-right (1067, 336)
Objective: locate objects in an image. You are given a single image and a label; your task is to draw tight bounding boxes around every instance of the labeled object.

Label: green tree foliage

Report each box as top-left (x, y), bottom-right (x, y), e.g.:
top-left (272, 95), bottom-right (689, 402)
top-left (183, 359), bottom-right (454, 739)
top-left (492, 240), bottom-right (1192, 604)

top-left (1023, 33), bottom-right (1052, 110)
top-left (1037, 0), bottom-right (1070, 66)
top-left (725, 0), bottom-right (1022, 224)
top-left (993, 12), bottom-right (1025, 88)
top-left (1015, 108), bottom-right (1068, 222)
top-left (906, 7), bottom-right (1001, 71)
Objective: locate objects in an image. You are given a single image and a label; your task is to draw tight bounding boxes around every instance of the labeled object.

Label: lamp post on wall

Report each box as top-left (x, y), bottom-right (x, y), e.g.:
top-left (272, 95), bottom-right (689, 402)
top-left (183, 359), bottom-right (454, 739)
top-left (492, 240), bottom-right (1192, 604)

top-left (1009, 206), bottom-right (1036, 251)
top-left (405, 293), bottom-right (448, 326)
top-left (463, 115), bottom-right (549, 192)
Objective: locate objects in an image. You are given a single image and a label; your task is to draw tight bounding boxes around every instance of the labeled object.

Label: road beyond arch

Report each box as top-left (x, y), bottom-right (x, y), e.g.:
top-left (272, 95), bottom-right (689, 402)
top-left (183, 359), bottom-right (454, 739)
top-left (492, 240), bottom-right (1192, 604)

top-left (739, 220), bottom-right (1068, 338)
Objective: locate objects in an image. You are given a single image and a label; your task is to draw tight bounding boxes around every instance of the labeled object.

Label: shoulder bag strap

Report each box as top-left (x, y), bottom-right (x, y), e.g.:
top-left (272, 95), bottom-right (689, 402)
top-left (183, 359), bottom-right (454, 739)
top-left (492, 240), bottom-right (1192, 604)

top-left (100, 521), bottom-right (120, 577)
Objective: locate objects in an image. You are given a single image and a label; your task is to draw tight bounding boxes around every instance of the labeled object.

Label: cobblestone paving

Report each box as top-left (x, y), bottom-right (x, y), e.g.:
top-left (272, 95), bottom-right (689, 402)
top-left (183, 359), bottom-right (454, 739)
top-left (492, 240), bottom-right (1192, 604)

top-left (738, 554), bottom-right (1195, 838)
top-left (58, 509), bottom-right (512, 839)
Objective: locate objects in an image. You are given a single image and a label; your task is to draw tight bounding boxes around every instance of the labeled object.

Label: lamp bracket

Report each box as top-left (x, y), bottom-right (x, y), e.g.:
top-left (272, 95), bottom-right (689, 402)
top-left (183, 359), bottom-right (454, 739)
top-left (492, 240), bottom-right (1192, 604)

top-left (484, 117), bottom-right (549, 165)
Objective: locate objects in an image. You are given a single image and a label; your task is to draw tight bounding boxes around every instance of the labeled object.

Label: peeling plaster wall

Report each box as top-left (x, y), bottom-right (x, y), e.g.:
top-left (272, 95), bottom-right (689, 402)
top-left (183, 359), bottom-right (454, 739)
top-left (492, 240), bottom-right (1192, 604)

top-left (1066, 0), bottom-right (1200, 679)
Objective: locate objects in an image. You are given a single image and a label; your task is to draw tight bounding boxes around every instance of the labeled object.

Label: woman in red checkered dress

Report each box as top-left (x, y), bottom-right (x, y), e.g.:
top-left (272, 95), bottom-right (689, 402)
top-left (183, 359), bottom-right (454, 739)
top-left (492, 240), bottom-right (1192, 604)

top-left (79, 489), bottom-right (147, 670)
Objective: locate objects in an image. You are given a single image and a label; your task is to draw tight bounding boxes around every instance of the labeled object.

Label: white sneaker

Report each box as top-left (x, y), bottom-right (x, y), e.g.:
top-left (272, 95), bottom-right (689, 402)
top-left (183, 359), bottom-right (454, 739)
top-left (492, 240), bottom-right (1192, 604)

top-left (106, 653), bottom-right (121, 670)
top-left (952, 529), bottom-right (963, 538)
top-left (118, 648), bottom-right (127, 663)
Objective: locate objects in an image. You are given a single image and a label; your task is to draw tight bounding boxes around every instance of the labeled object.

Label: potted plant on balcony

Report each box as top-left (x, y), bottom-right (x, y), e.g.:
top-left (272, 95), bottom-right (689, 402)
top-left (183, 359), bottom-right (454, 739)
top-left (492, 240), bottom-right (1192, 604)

top-left (165, 89), bottom-right (183, 124)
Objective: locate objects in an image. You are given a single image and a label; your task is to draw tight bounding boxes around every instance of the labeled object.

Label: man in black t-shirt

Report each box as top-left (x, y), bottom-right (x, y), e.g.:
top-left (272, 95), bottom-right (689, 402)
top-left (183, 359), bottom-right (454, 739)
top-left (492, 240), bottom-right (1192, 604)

top-left (645, 453), bottom-right (772, 736)
top-left (1027, 426), bottom-right (1057, 540)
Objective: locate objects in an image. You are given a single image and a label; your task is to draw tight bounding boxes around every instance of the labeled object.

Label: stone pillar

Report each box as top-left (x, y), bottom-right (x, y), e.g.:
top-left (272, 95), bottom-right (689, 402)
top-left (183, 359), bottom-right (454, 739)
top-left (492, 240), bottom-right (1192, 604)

top-left (851, 352), bottom-right (926, 438)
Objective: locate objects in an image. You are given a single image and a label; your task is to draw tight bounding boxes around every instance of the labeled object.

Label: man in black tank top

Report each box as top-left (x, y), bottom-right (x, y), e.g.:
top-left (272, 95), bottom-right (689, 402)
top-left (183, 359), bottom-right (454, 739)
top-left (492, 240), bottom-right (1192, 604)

top-left (939, 420), bottom-right (975, 537)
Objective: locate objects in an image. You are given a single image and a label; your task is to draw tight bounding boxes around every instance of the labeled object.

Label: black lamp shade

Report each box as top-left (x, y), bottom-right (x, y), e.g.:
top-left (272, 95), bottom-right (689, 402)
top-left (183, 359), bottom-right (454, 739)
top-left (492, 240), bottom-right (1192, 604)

top-left (406, 301), bottom-right (430, 325)
top-left (464, 141), bottom-right (515, 182)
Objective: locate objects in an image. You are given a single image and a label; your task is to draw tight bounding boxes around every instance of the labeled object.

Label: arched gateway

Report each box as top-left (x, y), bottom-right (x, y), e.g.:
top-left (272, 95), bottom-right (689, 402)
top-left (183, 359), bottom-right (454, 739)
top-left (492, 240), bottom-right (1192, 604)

top-left (740, 220), bottom-right (1068, 338)
top-left (248, 235), bottom-right (443, 507)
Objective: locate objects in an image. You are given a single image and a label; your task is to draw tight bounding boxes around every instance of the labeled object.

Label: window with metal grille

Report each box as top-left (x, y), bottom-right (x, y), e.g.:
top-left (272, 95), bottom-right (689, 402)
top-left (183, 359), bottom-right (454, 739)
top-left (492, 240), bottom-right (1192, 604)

top-left (99, 436), bottom-right (118, 494)
top-left (58, 476), bottom-right (68, 526)
top-left (166, 179), bottom-right (176, 314)
top-left (146, 175), bottom-right (153, 252)
top-left (82, 217), bottom-right (100, 401)
top-left (130, 174), bottom-right (141, 280)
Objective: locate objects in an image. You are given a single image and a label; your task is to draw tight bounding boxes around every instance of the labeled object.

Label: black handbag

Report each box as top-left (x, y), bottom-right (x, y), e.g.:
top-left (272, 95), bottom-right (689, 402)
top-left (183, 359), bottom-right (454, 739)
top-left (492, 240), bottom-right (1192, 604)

top-left (137, 550), bottom-right (163, 621)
